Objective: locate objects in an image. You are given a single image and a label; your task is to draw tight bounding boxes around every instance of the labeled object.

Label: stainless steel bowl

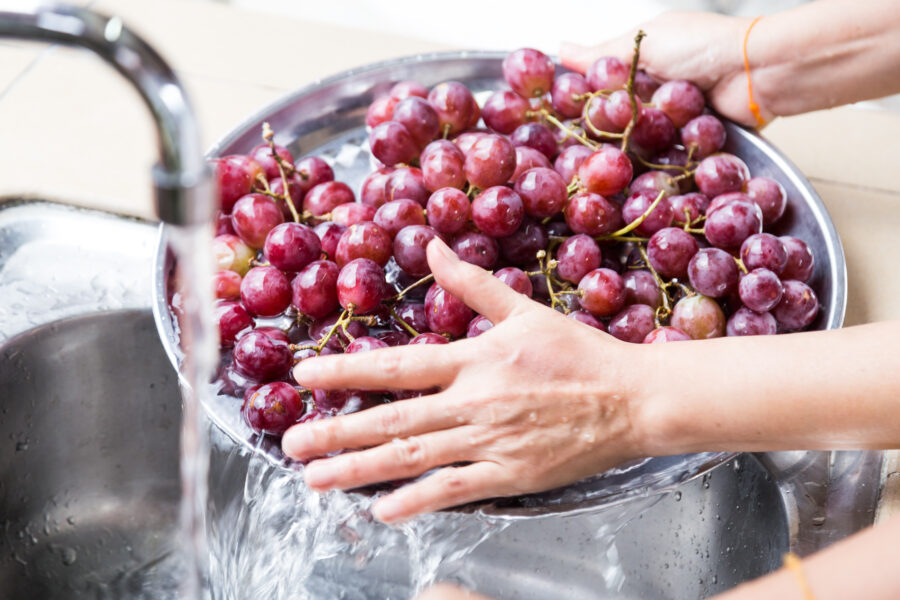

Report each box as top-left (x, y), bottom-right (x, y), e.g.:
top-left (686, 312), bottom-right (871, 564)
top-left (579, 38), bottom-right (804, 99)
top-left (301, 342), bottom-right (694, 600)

top-left (152, 51), bottom-right (846, 516)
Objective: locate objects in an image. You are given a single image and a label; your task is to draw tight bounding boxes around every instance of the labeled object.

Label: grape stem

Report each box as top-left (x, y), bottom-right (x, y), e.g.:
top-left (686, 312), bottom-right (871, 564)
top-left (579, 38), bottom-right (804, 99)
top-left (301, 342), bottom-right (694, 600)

top-left (392, 273), bottom-right (435, 302)
top-left (340, 305), bottom-right (357, 343)
top-left (536, 250), bottom-right (572, 313)
top-left (637, 245), bottom-right (672, 326)
top-left (390, 306), bottom-right (420, 337)
top-left (605, 190), bottom-right (665, 238)
top-left (538, 109), bottom-right (600, 151)
top-left (580, 94), bottom-right (625, 140)
top-left (734, 256), bottom-right (749, 274)
top-left (619, 30), bottom-right (647, 154)
top-left (632, 153), bottom-right (694, 174)
top-left (295, 308), bottom-right (350, 354)
top-left (262, 122), bottom-right (302, 223)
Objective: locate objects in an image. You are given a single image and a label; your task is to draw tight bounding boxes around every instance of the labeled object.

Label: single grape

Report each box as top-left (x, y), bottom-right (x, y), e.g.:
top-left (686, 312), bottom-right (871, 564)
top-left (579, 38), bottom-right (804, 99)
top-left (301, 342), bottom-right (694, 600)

top-left (634, 70), bottom-right (661, 102)
top-left (250, 143), bottom-right (294, 180)
top-left (623, 269), bottom-right (663, 308)
top-left (359, 167), bottom-right (395, 208)
top-left (420, 140), bottom-right (466, 191)
top-left (393, 225), bottom-right (438, 277)
top-left (546, 218), bottom-right (573, 237)
top-left (232, 329), bottom-right (293, 381)
top-left (680, 115), bottom-right (726, 159)
top-left (242, 382), bottom-right (305, 436)
top-left (294, 156), bottom-right (335, 196)
top-left (695, 153), bottom-right (751, 198)
top-left (291, 260), bottom-right (340, 319)
top-left (631, 107), bottom-right (677, 153)
top-left (313, 221), bottom-right (346, 260)
top-left (706, 191), bottom-right (753, 216)
top-left (215, 211), bottom-right (236, 236)
top-left (309, 313), bottom-right (369, 351)
top-left (467, 315), bottom-right (495, 338)
top-left (369, 121), bottom-right (419, 166)
top-left (216, 301), bottom-right (254, 347)
top-left (584, 95), bottom-right (618, 139)
top-left (608, 304), bottom-right (656, 344)
top-left (426, 188), bottom-right (470, 234)
top-left (481, 90), bottom-right (531, 134)
top-left (630, 170), bottom-right (680, 199)
top-left (313, 389), bottom-right (379, 416)
top-left (451, 231), bottom-right (500, 269)
top-left (772, 280), bottom-right (819, 330)
top-left (330, 203), bottom-right (376, 228)
top-left (604, 89), bottom-right (641, 131)
top-left (780, 236), bottom-right (815, 282)
top-left (503, 48), bottom-right (555, 98)
top-left (564, 192), bottom-right (622, 236)
top-left (346, 336), bottom-right (390, 354)
top-left (670, 192), bottom-right (710, 225)
top-left (425, 282), bottom-right (475, 338)
top-left (586, 56), bottom-right (629, 91)
top-left (567, 310), bottom-right (607, 332)
top-left (465, 134), bottom-right (517, 189)
top-left (687, 248), bottom-right (740, 298)
top-left (335, 221), bottom-right (392, 267)
top-left (510, 123), bottom-right (557, 160)
top-left (578, 268), bottom-right (626, 317)
top-left (651, 80), bottom-right (705, 128)
top-left (554, 145), bottom-right (593, 183)
top-left (410, 332), bottom-right (448, 345)
top-left (390, 80), bottom-right (428, 100)
top-left (494, 267), bottom-right (533, 296)
top-left (428, 81), bottom-right (479, 136)
top-left (727, 307), bottom-right (777, 336)
top-left (643, 326), bottom-right (691, 343)
top-left (365, 95), bottom-right (398, 128)
top-left (231, 193), bottom-right (284, 249)
top-left (454, 131), bottom-right (488, 157)
top-left (739, 268), bottom-right (784, 312)
top-left (740, 233), bottom-right (788, 274)
top-left (377, 330), bottom-right (411, 346)
top-left (303, 181), bottom-right (355, 221)
top-left (240, 266), bottom-right (291, 317)
top-left (577, 145), bottom-right (633, 197)
top-left (383, 167), bottom-right (429, 206)
top-left (214, 270), bottom-right (242, 301)
top-left (622, 192), bottom-right (674, 236)
top-left (514, 167), bottom-right (567, 218)
top-left (648, 227), bottom-right (700, 279)
top-left (374, 199), bottom-right (427, 238)
top-left (336, 258), bottom-right (388, 314)
top-left (704, 200), bottom-right (763, 249)
top-left (556, 234), bottom-right (602, 284)
top-left (392, 97), bottom-right (440, 148)
top-left (471, 186), bottom-right (524, 237)
top-left (670, 295), bottom-right (726, 339)
top-left (392, 301), bottom-right (429, 334)
top-left (500, 218), bottom-right (548, 265)
top-left (510, 146), bottom-right (552, 182)
top-left (213, 233), bottom-right (255, 276)
top-left (264, 222), bottom-right (322, 273)
top-left (214, 155), bottom-right (263, 213)
top-left (743, 177), bottom-right (787, 225)
top-left (551, 72), bottom-right (591, 118)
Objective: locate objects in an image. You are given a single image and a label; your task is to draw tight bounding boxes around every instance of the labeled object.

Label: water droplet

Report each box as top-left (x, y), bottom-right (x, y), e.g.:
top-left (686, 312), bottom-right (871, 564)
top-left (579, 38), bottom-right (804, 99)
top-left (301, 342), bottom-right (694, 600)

top-left (674, 491), bottom-right (682, 501)
top-left (528, 411), bottom-right (538, 423)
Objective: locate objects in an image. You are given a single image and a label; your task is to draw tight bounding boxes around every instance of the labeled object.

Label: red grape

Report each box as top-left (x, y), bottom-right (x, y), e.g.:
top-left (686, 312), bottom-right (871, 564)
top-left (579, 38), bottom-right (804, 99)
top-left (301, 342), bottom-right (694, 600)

top-left (466, 315), bottom-right (495, 338)
top-left (623, 269), bottom-right (662, 308)
top-left (695, 153), bottom-right (751, 197)
top-left (330, 203), bottom-right (376, 228)
top-left (426, 188), bottom-right (470, 234)
top-left (567, 310), bottom-right (607, 332)
top-left (680, 115), bottom-right (726, 159)
top-left (743, 177), bottom-right (787, 225)
top-left (651, 80), bottom-right (705, 128)
top-left (420, 140), bottom-right (466, 191)
top-left (231, 193), bottom-right (284, 249)
top-left (384, 167), bottom-right (429, 206)
top-left (631, 107), bottom-right (677, 153)
top-left (471, 186), bottom-right (524, 237)
top-left (608, 304), bottom-right (656, 343)
top-left (630, 170), bottom-right (680, 199)
top-left (294, 156), bottom-right (334, 195)
top-left (240, 266), bottom-right (291, 317)
top-left (393, 225), bottom-right (438, 277)
top-left (556, 234), bottom-right (602, 284)
top-left (465, 134), bottom-right (516, 189)
top-left (622, 192), bottom-right (674, 236)
top-left (410, 332), bottom-right (448, 345)
top-left (250, 143), bottom-right (294, 180)
top-left (377, 330), bottom-right (411, 346)
top-left (392, 301), bottom-right (429, 334)
top-left (425, 282), bottom-right (475, 338)
top-left (375, 199), bottom-right (427, 238)
top-left (578, 268), bottom-right (626, 317)
top-left (604, 90), bottom-right (641, 131)
top-left (335, 221), bottom-right (392, 267)
top-left (213, 233), bottom-right (255, 276)
top-left (515, 167), bottom-right (567, 218)
top-left (551, 72), bottom-right (590, 118)
top-left (726, 307), bottom-right (777, 336)
top-left (494, 267), bottom-right (533, 297)
top-left (554, 145), bottom-right (593, 183)
top-left (390, 80), bottom-right (428, 100)
top-left (772, 280), bottom-right (818, 330)
top-left (291, 259), bottom-right (340, 319)
top-left (586, 56), bottom-right (628, 92)
top-left (392, 97), bottom-right (440, 148)
top-left (313, 221), bottom-right (346, 259)
top-left (740, 233), bottom-right (787, 274)
top-left (346, 336), bottom-right (390, 354)
top-left (369, 121), bottom-right (419, 167)
top-left (577, 145), bottom-right (633, 197)
top-left (309, 313), bottom-right (368, 351)
top-left (670, 295), bottom-right (725, 339)
top-left (643, 326), bottom-right (692, 343)
top-left (242, 382), bottom-right (305, 436)
top-left (510, 123), bottom-right (557, 160)
top-left (780, 236), bottom-right (815, 282)
top-left (268, 174), bottom-right (304, 220)
top-left (216, 301), bottom-right (254, 347)
top-left (481, 90), bottom-right (531, 134)
top-left (687, 248), bottom-right (740, 298)
top-left (359, 167), bottom-right (395, 208)
top-left (336, 258), bottom-right (388, 314)
top-left (304, 181), bottom-right (355, 221)
top-left (233, 330), bottom-right (292, 381)
top-left (739, 268), bottom-right (784, 312)
top-left (634, 71), bottom-right (660, 102)
top-left (510, 146), bottom-right (552, 182)
top-left (670, 192), bottom-right (709, 225)
top-left (264, 222), bottom-right (321, 273)
top-left (214, 270), bottom-right (242, 300)
top-left (365, 95), bottom-right (398, 128)
top-left (704, 200), bottom-right (762, 249)
top-left (214, 155), bottom-right (263, 213)
top-left (647, 227), bottom-right (699, 278)
top-left (564, 191), bottom-right (621, 236)
top-left (451, 231), bottom-right (500, 269)
top-left (499, 218), bottom-right (548, 265)
top-left (428, 81), bottom-right (479, 137)
top-left (503, 48), bottom-right (554, 98)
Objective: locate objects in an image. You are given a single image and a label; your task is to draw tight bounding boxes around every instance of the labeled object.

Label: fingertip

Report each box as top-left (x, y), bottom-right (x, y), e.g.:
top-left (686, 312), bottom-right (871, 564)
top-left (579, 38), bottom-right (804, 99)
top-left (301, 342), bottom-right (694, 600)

top-left (371, 493), bottom-right (408, 523)
top-left (559, 41), bottom-right (589, 71)
top-left (281, 424), bottom-right (308, 459)
top-left (292, 358), bottom-right (320, 386)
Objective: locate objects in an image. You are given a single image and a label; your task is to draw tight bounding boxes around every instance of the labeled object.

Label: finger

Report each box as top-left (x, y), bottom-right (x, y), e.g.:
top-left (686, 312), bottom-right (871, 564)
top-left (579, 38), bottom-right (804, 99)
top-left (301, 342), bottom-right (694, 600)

top-left (302, 426), bottom-right (480, 491)
top-left (293, 341), bottom-right (463, 390)
top-left (415, 584), bottom-right (493, 600)
top-left (282, 391), bottom-right (461, 459)
top-left (371, 462), bottom-right (509, 523)
top-left (559, 37), bottom-right (633, 73)
top-left (427, 238), bottom-right (531, 324)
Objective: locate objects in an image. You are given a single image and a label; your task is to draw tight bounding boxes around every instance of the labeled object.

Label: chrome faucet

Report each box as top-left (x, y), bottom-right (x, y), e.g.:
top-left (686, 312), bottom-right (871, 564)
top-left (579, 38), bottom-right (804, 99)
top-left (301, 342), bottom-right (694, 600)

top-left (0, 3), bottom-right (212, 225)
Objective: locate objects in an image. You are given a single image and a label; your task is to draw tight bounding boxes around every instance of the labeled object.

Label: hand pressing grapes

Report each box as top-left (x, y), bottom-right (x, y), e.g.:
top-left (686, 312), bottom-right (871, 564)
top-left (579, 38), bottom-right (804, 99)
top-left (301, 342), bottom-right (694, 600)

top-left (283, 237), bottom-right (647, 523)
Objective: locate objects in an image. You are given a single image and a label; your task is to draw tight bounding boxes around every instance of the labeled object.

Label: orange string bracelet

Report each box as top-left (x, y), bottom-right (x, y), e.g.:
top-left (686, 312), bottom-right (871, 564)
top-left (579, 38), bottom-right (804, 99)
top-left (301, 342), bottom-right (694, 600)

top-left (783, 552), bottom-right (816, 600)
top-left (742, 16), bottom-right (766, 128)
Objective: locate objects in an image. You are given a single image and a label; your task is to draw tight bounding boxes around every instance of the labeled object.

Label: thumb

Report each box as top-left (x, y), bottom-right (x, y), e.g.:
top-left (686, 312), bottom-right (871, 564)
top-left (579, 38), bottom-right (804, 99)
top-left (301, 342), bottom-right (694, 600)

top-left (559, 36), bottom-right (634, 74)
top-left (425, 237), bottom-right (531, 324)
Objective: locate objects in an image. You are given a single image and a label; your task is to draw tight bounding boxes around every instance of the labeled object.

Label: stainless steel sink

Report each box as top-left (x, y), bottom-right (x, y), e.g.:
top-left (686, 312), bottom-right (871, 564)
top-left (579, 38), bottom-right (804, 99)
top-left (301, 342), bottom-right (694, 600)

top-left (0, 199), bottom-right (886, 599)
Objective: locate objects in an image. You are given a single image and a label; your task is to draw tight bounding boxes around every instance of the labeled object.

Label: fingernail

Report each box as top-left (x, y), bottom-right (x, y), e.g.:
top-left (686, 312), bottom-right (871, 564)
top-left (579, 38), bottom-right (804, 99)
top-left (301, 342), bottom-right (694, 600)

top-left (372, 495), bottom-right (404, 523)
top-left (282, 426), bottom-right (313, 458)
top-left (304, 460), bottom-right (337, 490)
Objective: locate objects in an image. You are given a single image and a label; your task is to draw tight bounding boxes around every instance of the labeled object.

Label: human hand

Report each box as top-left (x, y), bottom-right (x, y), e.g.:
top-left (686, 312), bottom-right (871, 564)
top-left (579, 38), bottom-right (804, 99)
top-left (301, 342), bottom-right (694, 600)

top-left (414, 583), bottom-right (494, 600)
top-left (560, 11), bottom-right (766, 127)
top-left (282, 238), bottom-right (649, 523)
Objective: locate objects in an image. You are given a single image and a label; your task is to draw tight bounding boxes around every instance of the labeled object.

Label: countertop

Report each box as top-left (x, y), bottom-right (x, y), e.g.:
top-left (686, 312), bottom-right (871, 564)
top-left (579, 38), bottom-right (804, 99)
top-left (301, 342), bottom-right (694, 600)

top-left (0, 0), bottom-right (897, 518)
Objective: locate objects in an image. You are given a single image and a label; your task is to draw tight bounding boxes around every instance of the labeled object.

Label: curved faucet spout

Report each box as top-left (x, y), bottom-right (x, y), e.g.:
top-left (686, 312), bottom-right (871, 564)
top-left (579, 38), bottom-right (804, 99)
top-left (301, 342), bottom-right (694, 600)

top-left (0, 3), bottom-right (212, 225)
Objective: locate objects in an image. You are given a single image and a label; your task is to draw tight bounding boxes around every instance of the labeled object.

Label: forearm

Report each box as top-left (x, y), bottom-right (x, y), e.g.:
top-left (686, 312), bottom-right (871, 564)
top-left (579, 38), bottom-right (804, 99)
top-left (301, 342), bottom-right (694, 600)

top-left (636, 321), bottom-right (900, 455)
top-left (713, 514), bottom-right (900, 600)
top-left (750, 0), bottom-right (900, 118)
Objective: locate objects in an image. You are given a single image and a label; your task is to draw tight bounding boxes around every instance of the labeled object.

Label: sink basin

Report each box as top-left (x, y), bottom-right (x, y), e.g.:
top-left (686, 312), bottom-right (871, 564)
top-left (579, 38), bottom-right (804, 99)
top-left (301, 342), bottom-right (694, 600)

top-left (0, 200), bottom-right (885, 599)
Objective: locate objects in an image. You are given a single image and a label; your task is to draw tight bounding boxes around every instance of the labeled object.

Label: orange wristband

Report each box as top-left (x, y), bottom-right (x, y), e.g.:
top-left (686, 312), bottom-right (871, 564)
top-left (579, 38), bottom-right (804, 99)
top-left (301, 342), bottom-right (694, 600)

top-left (742, 16), bottom-right (766, 128)
top-left (783, 552), bottom-right (816, 600)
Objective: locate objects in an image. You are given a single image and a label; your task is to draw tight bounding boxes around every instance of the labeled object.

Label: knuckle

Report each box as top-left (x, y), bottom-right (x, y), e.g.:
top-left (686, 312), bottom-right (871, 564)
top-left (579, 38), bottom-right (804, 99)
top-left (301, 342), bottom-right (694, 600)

top-left (376, 404), bottom-right (405, 437)
top-left (393, 436), bottom-right (427, 469)
top-left (439, 468), bottom-right (469, 497)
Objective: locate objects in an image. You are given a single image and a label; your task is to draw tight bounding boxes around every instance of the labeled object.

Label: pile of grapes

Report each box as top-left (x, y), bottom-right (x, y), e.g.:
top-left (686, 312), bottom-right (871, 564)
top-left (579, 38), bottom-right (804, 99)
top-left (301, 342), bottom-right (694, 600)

top-left (200, 35), bottom-right (819, 441)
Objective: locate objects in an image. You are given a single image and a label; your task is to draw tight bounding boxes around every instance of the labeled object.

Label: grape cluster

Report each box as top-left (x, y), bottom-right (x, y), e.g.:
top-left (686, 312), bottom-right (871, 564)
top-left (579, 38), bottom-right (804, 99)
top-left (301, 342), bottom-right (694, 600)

top-left (191, 37), bottom-right (820, 442)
